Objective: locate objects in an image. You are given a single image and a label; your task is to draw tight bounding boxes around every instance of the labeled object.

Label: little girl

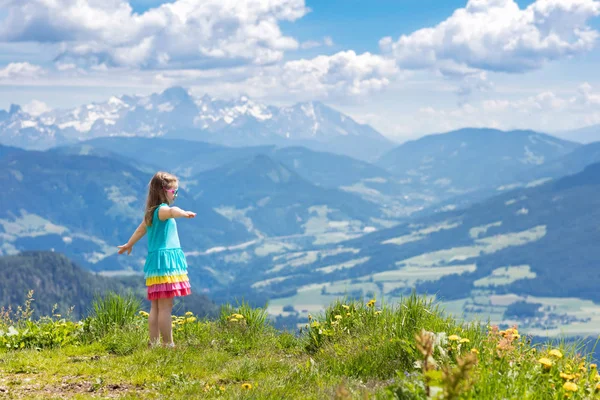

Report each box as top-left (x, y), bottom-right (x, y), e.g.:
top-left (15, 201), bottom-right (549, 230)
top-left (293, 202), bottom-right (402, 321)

top-left (117, 171), bottom-right (196, 347)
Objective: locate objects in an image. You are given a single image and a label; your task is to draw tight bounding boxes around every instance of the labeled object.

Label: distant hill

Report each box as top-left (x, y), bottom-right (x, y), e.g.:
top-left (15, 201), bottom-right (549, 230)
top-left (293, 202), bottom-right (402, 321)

top-left (0, 251), bottom-right (219, 319)
top-left (197, 160), bottom-right (600, 335)
top-left (376, 128), bottom-right (580, 203)
top-left (0, 147), bottom-right (252, 272)
top-left (554, 125), bottom-right (600, 144)
top-left (191, 154), bottom-right (386, 237)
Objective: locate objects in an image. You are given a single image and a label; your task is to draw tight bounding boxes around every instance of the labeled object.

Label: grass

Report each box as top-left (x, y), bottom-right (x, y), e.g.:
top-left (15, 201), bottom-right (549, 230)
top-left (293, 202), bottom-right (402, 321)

top-left (1, 292), bottom-right (600, 399)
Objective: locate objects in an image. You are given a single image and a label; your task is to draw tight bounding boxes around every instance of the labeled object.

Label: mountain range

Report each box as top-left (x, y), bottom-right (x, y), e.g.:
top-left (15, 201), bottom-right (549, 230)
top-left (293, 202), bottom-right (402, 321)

top-left (219, 160), bottom-right (600, 335)
top-left (2, 86), bottom-right (600, 335)
top-left (0, 87), bottom-right (394, 162)
top-left (0, 144), bottom-right (252, 272)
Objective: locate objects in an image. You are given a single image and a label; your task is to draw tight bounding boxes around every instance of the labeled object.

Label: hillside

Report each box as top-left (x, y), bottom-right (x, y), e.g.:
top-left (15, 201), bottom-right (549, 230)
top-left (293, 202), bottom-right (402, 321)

top-left (0, 293), bottom-right (597, 399)
top-left (200, 161), bottom-right (600, 336)
top-left (376, 128), bottom-right (580, 205)
top-left (0, 251), bottom-right (136, 318)
top-left (0, 251), bottom-right (218, 319)
top-left (64, 137), bottom-right (438, 217)
top-left (0, 147), bottom-right (251, 272)
top-left (191, 154), bottom-right (386, 237)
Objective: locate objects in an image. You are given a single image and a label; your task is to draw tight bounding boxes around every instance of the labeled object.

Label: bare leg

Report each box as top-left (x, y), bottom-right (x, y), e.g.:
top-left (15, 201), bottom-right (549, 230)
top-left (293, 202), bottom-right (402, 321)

top-left (148, 300), bottom-right (159, 346)
top-left (157, 297), bottom-right (174, 347)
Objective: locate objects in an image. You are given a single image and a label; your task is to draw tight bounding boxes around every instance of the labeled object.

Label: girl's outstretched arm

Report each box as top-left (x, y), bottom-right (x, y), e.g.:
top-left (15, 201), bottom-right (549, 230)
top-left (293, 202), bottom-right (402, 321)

top-left (158, 206), bottom-right (196, 220)
top-left (117, 220), bottom-right (147, 255)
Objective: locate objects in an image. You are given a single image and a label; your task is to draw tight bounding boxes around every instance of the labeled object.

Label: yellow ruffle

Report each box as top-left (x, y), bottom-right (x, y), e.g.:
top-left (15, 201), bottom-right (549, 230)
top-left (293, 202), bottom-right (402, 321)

top-left (146, 274), bottom-right (189, 286)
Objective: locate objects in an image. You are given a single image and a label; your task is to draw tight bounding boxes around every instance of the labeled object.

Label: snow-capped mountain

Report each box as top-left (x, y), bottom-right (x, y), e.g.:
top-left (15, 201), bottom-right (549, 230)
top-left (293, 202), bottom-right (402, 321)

top-left (0, 87), bottom-right (394, 161)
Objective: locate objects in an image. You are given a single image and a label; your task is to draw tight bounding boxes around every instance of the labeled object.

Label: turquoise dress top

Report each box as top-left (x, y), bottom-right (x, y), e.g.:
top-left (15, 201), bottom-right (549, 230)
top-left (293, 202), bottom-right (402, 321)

top-left (143, 203), bottom-right (191, 300)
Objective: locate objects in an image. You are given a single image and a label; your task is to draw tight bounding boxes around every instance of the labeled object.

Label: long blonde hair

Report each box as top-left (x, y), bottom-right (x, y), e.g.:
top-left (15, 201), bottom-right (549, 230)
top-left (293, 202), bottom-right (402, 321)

top-left (145, 171), bottom-right (178, 226)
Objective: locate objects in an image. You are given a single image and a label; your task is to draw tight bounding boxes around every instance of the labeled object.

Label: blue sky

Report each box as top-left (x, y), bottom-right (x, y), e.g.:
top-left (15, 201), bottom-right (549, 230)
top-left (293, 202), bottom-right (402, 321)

top-left (0, 0), bottom-right (599, 141)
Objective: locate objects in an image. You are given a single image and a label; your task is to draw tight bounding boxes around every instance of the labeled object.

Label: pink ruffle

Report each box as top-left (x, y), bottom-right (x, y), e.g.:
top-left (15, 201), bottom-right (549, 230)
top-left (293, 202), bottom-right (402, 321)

top-left (147, 281), bottom-right (191, 293)
top-left (147, 288), bottom-right (192, 300)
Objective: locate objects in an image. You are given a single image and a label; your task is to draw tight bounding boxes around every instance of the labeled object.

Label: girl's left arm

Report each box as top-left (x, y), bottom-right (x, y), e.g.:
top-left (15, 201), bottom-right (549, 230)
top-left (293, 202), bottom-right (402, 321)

top-left (117, 220), bottom-right (147, 255)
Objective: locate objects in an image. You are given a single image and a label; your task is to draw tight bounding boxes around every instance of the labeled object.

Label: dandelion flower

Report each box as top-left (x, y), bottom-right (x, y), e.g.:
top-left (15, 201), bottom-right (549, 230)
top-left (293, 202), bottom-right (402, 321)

top-left (232, 313), bottom-right (245, 319)
top-left (139, 311), bottom-right (149, 317)
top-left (219, 386), bottom-right (225, 391)
top-left (346, 313), bottom-right (351, 316)
top-left (375, 310), bottom-right (382, 315)
top-left (448, 335), bottom-right (461, 341)
top-left (596, 383), bottom-right (600, 391)
top-left (342, 305), bottom-right (350, 310)
top-left (470, 348), bottom-right (479, 354)
top-left (560, 372), bottom-right (575, 380)
top-left (186, 317), bottom-right (197, 323)
top-left (460, 338), bottom-right (470, 344)
top-left (367, 299), bottom-right (376, 308)
top-left (310, 321), bottom-right (320, 328)
top-left (538, 357), bottom-right (553, 369)
top-left (334, 315), bottom-right (342, 320)
top-left (592, 364), bottom-right (597, 369)
top-left (229, 318), bottom-right (239, 322)
top-left (549, 349), bottom-right (563, 358)
top-left (241, 383), bottom-right (252, 390)
top-left (595, 374), bottom-right (600, 381)
top-left (185, 311), bottom-right (193, 316)
top-left (563, 382), bottom-right (578, 392)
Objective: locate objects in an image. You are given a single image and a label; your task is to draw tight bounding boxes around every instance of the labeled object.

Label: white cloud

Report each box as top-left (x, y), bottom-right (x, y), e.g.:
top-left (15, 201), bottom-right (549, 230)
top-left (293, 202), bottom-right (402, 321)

top-left (0, 62), bottom-right (45, 80)
top-left (247, 50), bottom-right (400, 99)
top-left (412, 82), bottom-right (600, 134)
top-left (0, 0), bottom-right (308, 68)
top-left (22, 100), bottom-right (52, 116)
top-left (381, 0), bottom-right (600, 74)
top-left (300, 36), bottom-right (335, 49)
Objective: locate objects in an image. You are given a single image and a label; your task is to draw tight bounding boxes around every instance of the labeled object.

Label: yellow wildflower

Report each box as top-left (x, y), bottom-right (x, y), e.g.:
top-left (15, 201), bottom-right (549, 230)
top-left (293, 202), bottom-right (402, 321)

top-left (460, 338), bottom-right (470, 344)
top-left (342, 305), bottom-right (350, 310)
top-left (367, 299), bottom-right (376, 308)
top-left (346, 313), bottom-right (351, 316)
top-left (375, 310), bottom-right (382, 315)
top-left (139, 311), bottom-right (149, 317)
top-left (596, 383), bottom-right (600, 391)
top-left (470, 348), bottom-right (479, 354)
top-left (241, 383), bottom-right (252, 390)
top-left (591, 364), bottom-right (597, 369)
top-left (549, 349), bottom-right (563, 359)
top-left (229, 318), bottom-right (239, 322)
top-left (560, 372), bottom-right (575, 380)
top-left (219, 386), bottom-right (225, 391)
top-left (595, 374), bottom-right (600, 381)
top-left (310, 321), bottom-right (320, 328)
top-left (448, 335), bottom-right (461, 341)
top-left (334, 315), bottom-right (342, 320)
top-left (538, 357), bottom-right (553, 369)
top-left (563, 382), bottom-right (578, 392)
top-left (185, 311), bottom-right (193, 316)
top-left (232, 313), bottom-right (245, 319)
top-left (186, 317), bottom-right (197, 323)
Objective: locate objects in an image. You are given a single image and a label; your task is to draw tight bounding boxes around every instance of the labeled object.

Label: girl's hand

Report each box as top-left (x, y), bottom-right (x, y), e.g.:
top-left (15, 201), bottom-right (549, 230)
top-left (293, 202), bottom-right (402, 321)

top-left (117, 243), bottom-right (133, 255)
top-left (185, 211), bottom-right (197, 219)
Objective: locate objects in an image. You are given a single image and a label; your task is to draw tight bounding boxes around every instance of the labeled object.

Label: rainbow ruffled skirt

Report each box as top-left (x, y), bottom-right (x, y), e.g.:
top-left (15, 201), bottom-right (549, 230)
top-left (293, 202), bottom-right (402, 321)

top-left (144, 248), bottom-right (191, 300)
